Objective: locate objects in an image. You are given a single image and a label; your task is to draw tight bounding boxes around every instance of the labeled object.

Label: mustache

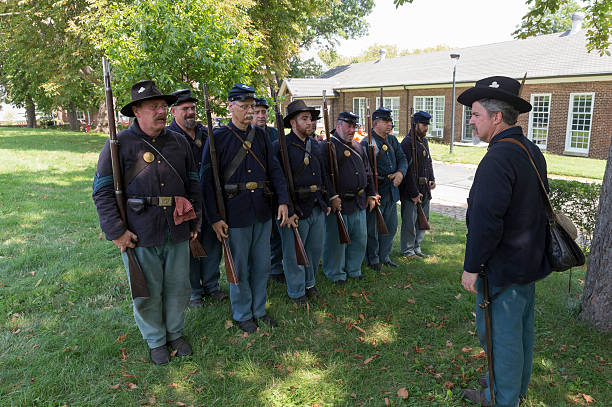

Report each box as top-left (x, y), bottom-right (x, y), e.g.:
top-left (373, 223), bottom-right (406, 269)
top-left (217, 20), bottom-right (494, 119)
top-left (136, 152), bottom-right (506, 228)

top-left (244, 114), bottom-right (253, 120)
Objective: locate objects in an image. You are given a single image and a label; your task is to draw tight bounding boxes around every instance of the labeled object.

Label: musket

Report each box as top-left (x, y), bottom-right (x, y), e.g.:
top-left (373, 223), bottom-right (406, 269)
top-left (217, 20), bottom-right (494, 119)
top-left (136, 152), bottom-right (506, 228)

top-left (409, 110), bottom-right (431, 231)
top-left (322, 90), bottom-right (350, 244)
top-left (102, 57), bottom-right (150, 299)
top-left (366, 101), bottom-right (389, 235)
top-left (270, 74), bottom-right (309, 267)
top-left (479, 265), bottom-right (496, 406)
top-left (379, 88), bottom-right (384, 108)
top-left (203, 82), bottom-right (238, 285)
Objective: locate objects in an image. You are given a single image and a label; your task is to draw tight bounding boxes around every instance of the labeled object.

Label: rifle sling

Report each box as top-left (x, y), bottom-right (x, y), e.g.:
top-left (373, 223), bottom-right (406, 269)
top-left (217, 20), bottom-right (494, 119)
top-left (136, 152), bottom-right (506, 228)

top-left (124, 133), bottom-right (171, 187)
top-left (223, 126), bottom-right (264, 184)
top-left (141, 135), bottom-right (185, 187)
top-left (290, 138), bottom-right (319, 181)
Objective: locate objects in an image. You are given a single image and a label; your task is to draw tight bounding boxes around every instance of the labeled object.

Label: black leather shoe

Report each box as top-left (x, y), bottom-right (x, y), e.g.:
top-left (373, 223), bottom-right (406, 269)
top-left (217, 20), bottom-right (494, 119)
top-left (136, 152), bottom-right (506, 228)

top-left (460, 389), bottom-right (492, 406)
top-left (258, 315), bottom-right (277, 327)
top-left (238, 318), bottom-right (258, 333)
top-left (189, 298), bottom-right (202, 307)
top-left (478, 375), bottom-right (487, 388)
top-left (150, 345), bottom-right (170, 365)
top-left (167, 337), bottom-right (192, 357)
top-left (306, 286), bottom-right (325, 301)
top-left (334, 279), bottom-right (346, 286)
top-left (383, 260), bottom-right (399, 268)
top-left (367, 263), bottom-right (382, 271)
top-left (269, 274), bottom-right (286, 284)
top-left (415, 251), bottom-right (430, 258)
top-left (206, 290), bottom-right (228, 300)
top-left (293, 295), bottom-right (307, 305)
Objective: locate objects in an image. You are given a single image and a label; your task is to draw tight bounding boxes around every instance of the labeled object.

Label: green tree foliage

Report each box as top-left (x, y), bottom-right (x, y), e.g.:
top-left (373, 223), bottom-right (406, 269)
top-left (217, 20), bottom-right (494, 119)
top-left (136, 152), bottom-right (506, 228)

top-left (318, 44), bottom-right (449, 68)
top-left (287, 57), bottom-right (324, 78)
top-left (79, 0), bottom-right (260, 114)
top-left (513, 0), bottom-right (583, 36)
top-left (0, 0), bottom-right (99, 128)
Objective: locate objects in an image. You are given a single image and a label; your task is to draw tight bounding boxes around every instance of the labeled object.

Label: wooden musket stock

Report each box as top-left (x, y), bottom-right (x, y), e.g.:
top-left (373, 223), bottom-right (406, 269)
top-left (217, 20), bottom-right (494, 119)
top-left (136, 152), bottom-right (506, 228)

top-left (203, 82), bottom-right (238, 285)
top-left (322, 91), bottom-right (350, 244)
top-left (102, 57), bottom-right (149, 299)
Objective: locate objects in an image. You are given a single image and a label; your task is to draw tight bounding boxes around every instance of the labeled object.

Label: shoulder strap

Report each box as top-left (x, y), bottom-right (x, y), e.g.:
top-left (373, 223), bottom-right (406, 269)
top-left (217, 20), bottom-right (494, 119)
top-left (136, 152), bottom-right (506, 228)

top-left (496, 138), bottom-right (554, 218)
top-left (223, 125), bottom-right (263, 184)
top-left (141, 136), bottom-right (185, 186)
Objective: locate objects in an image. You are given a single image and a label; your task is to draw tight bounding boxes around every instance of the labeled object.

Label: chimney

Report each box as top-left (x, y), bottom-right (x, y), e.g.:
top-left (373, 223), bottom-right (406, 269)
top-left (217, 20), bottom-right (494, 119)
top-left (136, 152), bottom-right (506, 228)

top-left (379, 49), bottom-right (386, 62)
top-left (570, 12), bottom-right (585, 34)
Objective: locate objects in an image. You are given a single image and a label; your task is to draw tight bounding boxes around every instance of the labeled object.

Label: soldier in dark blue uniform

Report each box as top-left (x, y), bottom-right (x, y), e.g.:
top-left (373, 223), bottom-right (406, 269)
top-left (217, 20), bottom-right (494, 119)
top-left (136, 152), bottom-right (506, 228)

top-left (253, 96), bottom-right (284, 283)
top-left (92, 81), bottom-right (201, 365)
top-left (322, 111), bottom-right (377, 284)
top-left (361, 107), bottom-right (408, 269)
top-left (457, 76), bottom-right (551, 407)
top-left (399, 111), bottom-right (436, 258)
top-left (272, 100), bottom-right (331, 304)
top-left (201, 84), bottom-right (290, 333)
top-left (168, 89), bottom-right (227, 306)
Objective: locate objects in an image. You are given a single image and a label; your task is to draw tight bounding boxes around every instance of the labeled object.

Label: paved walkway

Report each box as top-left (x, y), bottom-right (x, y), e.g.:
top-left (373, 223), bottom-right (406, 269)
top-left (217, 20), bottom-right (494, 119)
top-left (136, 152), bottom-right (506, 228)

top-left (429, 161), bottom-right (472, 221)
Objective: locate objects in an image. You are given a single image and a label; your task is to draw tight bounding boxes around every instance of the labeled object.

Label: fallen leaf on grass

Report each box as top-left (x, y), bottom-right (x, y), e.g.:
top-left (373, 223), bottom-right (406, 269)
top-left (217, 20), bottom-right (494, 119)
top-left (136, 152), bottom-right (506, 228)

top-left (117, 333), bottom-right (129, 342)
top-left (455, 293), bottom-right (461, 299)
top-left (582, 394), bottom-right (595, 403)
top-left (413, 345), bottom-right (426, 353)
top-left (224, 320), bottom-right (234, 330)
top-left (444, 381), bottom-right (454, 390)
top-left (359, 313), bottom-right (365, 320)
top-left (109, 383), bottom-right (120, 390)
top-left (406, 298), bottom-right (416, 303)
top-left (35, 278), bottom-right (42, 287)
top-left (364, 355), bottom-right (378, 364)
top-left (188, 369), bottom-right (198, 374)
top-left (127, 382), bottom-right (138, 390)
top-left (351, 393), bottom-right (357, 398)
top-left (350, 292), bottom-right (361, 297)
top-left (295, 337), bottom-right (304, 342)
top-left (384, 397), bottom-right (390, 405)
top-left (397, 387), bottom-right (409, 398)
top-left (170, 349), bottom-right (178, 357)
top-left (176, 402), bottom-right (187, 407)
top-left (461, 347), bottom-right (473, 353)
top-left (471, 350), bottom-right (486, 360)
top-left (241, 332), bottom-right (249, 338)
top-left (168, 383), bottom-right (178, 388)
top-left (353, 325), bottom-right (366, 334)
top-left (446, 341), bottom-right (453, 347)
top-left (121, 348), bottom-right (127, 361)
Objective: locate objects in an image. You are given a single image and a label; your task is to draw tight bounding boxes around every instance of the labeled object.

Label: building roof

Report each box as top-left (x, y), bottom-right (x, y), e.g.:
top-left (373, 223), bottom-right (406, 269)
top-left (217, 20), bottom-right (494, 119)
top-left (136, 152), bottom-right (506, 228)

top-left (281, 30), bottom-right (612, 98)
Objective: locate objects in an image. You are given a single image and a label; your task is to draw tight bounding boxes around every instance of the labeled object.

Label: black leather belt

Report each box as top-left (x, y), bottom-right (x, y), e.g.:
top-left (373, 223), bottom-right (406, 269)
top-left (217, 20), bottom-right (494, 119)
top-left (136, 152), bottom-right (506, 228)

top-left (377, 174), bottom-right (393, 182)
top-left (129, 196), bottom-right (175, 206)
top-left (224, 181), bottom-right (270, 194)
top-left (296, 185), bottom-right (324, 194)
top-left (340, 189), bottom-right (365, 199)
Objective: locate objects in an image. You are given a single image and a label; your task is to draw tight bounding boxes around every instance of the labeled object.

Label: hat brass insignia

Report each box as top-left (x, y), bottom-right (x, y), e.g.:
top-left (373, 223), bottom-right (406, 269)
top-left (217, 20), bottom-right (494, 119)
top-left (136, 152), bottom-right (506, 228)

top-left (344, 150), bottom-right (351, 157)
top-left (143, 152), bottom-right (154, 163)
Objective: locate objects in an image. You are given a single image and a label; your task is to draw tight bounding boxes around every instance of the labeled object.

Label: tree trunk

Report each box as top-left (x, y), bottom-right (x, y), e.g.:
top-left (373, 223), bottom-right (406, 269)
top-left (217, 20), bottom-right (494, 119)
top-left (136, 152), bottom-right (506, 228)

top-left (580, 136), bottom-right (612, 332)
top-left (25, 95), bottom-right (36, 128)
top-left (97, 99), bottom-right (109, 135)
top-left (67, 102), bottom-right (80, 131)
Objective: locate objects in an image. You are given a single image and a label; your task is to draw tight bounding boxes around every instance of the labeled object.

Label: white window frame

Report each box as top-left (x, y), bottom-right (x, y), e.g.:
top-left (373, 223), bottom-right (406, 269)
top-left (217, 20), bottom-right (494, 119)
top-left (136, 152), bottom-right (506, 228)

top-left (565, 92), bottom-right (595, 154)
top-left (375, 96), bottom-right (400, 135)
top-left (352, 97), bottom-right (367, 127)
top-left (461, 105), bottom-right (472, 141)
top-left (76, 110), bottom-right (85, 121)
top-left (413, 96), bottom-right (444, 138)
top-left (528, 93), bottom-right (551, 149)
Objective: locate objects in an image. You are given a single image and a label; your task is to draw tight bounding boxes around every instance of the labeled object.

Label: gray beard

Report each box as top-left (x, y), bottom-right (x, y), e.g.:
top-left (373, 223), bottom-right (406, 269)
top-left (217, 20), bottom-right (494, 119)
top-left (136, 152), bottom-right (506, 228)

top-left (184, 118), bottom-right (196, 129)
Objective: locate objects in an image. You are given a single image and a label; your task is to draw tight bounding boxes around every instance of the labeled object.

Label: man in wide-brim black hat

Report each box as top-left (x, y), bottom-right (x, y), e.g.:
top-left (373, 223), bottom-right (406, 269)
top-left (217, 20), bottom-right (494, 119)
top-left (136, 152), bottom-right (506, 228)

top-left (457, 76), bottom-right (551, 406)
top-left (93, 80), bottom-right (202, 365)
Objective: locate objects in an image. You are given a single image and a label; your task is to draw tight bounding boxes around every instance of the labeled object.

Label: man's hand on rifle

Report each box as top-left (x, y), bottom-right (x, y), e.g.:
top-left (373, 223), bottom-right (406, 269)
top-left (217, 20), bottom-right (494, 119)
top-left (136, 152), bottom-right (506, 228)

top-left (411, 193), bottom-right (423, 205)
top-left (390, 171), bottom-right (404, 187)
top-left (461, 271), bottom-right (478, 294)
top-left (429, 180), bottom-right (436, 190)
top-left (327, 196), bottom-right (342, 216)
top-left (287, 214), bottom-right (299, 228)
top-left (113, 230), bottom-right (138, 252)
top-left (367, 196), bottom-right (378, 212)
top-left (277, 204), bottom-right (289, 227)
top-left (212, 220), bottom-right (229, 242)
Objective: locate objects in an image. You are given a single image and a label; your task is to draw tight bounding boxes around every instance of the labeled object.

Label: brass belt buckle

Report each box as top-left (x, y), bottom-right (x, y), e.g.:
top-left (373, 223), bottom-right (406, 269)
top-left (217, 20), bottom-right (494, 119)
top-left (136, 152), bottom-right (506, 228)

top-left (158, 196), bottom-right (173, 207)
top-left (358, 189), bottom-right (365, 196)
top-left (309, 184), bottom-right (317, 193)
top-left (245, 181), bottom-right (258, 190)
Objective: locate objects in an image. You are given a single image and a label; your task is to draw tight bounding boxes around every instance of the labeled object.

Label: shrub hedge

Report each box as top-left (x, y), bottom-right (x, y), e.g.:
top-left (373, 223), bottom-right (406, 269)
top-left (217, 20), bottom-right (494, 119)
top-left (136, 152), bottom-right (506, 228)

top-left (548, 178), bottom-right (601, 248)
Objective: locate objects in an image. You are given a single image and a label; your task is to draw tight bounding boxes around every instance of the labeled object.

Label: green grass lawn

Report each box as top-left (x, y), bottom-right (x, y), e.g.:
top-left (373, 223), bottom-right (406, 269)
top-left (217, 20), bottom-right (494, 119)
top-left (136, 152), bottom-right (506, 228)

top-left (427, 141), bottom-right (607, 180)
top-left (1, 127), bottom-right (610, 406)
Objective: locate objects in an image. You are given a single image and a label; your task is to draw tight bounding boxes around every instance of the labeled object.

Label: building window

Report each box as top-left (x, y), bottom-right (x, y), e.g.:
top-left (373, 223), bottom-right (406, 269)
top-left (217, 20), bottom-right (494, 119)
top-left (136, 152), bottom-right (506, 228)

top-left (462, 106), bottom-right (472, 141)
top-left (413, 96), bottom-right (444, 138)
top-left (352, 97), bottom-right (367, 128)
top-left (76, 110), bottom-right (85, 121)
top-left (375, 97), bottom-right (400, 135)
top-left (565, 93), bottom-right (594, 154)
top-left (528, 94), bottom-right (551, 149)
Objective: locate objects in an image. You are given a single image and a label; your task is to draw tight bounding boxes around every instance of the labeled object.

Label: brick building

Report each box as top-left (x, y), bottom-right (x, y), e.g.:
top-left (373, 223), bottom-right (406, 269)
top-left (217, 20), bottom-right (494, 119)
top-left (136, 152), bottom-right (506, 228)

top-left (278, 25), bottom-right (612, 159)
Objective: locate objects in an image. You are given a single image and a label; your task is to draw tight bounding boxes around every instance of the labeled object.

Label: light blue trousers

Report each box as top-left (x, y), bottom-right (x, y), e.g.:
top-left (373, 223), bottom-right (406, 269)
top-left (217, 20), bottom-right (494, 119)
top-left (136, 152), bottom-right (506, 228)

top-left (122, 234), bottom-right (190, 349)
top-left (476, 278), bottom-right (535, 407)
top-left (400, 198), bottom-right (430, 255)
top-left (365, 189), bottom-right (398, 265)
top-left (189, 222), bottom-right (222, 300)
top-left (278, 207), bottom-right (324, 298)
top-left (323, 209), bottom-right (367, 282)
top-left (227, 220), bottom-right (272, 322)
